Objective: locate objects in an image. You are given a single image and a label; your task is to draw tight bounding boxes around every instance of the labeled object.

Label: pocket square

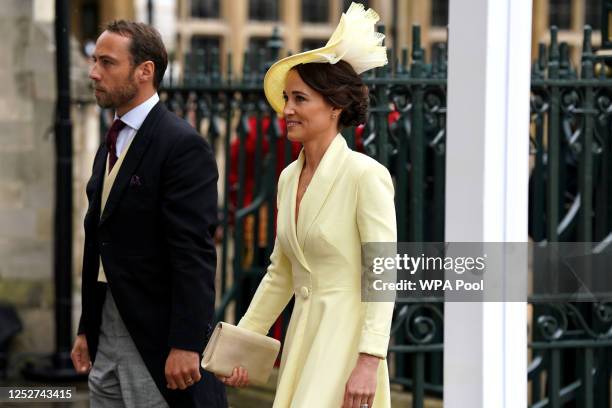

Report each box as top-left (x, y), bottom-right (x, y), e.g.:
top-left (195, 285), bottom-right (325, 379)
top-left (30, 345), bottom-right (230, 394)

top-left (130, 175), bottom-right (142, 187)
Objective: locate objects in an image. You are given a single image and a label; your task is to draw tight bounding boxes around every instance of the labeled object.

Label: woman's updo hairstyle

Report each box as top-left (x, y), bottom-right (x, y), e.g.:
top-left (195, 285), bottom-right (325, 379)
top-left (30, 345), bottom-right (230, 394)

top-left (294, 60), bottom-right (369, 128)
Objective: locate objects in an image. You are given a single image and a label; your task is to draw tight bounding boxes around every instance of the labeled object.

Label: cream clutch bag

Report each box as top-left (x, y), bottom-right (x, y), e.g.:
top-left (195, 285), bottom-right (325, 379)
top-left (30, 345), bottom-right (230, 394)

top-left (201, 322), bottom-right (281, 386)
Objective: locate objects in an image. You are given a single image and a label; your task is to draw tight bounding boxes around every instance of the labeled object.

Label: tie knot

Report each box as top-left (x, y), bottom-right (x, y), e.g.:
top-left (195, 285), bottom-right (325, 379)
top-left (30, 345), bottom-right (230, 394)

top-left (110, 119), bottom-right (126, 132)
top-left (105, 119), bottom-right (126, 152)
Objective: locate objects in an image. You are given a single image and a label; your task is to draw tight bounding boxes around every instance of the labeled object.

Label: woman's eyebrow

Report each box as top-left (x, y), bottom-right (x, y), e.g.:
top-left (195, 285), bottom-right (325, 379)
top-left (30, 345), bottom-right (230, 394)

top-left (282, 90), bottom-right (308, 97)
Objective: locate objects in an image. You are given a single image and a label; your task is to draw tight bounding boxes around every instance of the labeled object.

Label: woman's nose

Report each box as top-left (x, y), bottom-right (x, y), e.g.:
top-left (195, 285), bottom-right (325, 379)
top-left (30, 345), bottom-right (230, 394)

top-left (283, 102), bottom-right (295, 116)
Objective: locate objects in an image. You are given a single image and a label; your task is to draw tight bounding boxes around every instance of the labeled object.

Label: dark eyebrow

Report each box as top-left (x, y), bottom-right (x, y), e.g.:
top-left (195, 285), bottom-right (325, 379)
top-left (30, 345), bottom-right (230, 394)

top-left (282, 90), bottom-right (309, 98)
top-left (92, 54), bottom-right (118, 62)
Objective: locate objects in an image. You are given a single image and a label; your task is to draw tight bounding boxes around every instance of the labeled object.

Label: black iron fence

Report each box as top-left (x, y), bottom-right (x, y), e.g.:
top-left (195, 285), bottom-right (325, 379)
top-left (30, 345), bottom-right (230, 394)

top-left (158, 24), bottom-right (612, 408)
top-left (528, 26), bottom-right (612, 408)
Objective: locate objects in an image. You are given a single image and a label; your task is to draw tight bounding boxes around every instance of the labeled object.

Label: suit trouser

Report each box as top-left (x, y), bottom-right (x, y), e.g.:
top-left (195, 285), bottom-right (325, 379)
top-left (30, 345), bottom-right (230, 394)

top-left (88, 288), bottom-right (168, 408)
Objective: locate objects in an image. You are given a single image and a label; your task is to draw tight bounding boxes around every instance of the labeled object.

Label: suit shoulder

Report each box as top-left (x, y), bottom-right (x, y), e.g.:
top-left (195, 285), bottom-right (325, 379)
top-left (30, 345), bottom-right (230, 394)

top-left (156, 109), bottom-right (200, 138)
top-left (158, 110), bottom-right (210, 150)
top-left (347, 150), bottom-right (390, 177)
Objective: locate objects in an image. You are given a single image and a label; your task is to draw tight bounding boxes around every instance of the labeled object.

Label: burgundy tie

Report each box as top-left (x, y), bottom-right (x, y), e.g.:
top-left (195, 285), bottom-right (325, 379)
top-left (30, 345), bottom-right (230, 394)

top-left (105, 119), bottom-right (127, 173)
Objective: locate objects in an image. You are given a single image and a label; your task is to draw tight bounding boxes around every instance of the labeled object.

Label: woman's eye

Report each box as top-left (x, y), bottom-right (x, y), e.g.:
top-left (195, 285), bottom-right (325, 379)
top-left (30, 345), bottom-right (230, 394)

top-left (296, 96), bottom-right (305, 102)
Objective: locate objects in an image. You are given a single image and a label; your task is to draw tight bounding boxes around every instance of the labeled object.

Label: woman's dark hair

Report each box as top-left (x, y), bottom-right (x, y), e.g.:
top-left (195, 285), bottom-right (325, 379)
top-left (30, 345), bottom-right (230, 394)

top-left (294, 61), bottom-right (369, 128)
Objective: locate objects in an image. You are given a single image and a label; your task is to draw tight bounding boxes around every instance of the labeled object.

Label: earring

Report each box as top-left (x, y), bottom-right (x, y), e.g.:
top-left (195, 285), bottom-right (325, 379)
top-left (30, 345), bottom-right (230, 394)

top-left (332, 114), bottom-right (337, 118)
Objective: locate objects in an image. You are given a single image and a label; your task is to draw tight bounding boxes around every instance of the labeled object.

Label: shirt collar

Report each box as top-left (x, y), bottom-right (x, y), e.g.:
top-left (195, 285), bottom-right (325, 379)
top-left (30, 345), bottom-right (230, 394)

top-left (114, 93), bottom-right (160, 131)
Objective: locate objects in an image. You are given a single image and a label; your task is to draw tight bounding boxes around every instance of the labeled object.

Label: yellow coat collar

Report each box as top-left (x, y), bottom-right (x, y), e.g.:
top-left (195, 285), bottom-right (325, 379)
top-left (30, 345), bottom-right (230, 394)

top-left (285, 134), bottom-right (350, 266)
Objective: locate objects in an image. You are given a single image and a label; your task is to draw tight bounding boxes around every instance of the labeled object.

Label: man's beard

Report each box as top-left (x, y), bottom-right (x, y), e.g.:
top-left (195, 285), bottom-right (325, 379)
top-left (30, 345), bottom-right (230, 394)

top-left (94, 73), bottom-right (138, 110)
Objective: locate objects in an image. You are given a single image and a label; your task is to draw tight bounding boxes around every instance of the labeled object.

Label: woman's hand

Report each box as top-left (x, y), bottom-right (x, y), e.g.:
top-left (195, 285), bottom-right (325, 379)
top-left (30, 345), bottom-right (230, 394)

top-left (216, 367), bottom-right (249, 387)
top-left (342, 353), bottom-right (380, 408)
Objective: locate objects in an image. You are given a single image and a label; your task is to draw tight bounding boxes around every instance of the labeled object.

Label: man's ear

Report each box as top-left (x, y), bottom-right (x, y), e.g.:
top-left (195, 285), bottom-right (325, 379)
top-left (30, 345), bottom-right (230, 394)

top-left (138, 61), bottom-right (155, 84)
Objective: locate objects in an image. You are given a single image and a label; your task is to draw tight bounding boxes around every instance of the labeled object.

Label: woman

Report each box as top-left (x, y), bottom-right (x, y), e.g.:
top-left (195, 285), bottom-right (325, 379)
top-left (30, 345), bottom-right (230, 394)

top-left (220, 4), bottom-right (396, 408)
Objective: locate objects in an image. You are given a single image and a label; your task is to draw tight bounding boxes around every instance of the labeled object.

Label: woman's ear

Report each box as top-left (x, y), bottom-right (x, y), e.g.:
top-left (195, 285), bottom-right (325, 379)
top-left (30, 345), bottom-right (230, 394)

top-left (331, 107), bottom-right (342, 119)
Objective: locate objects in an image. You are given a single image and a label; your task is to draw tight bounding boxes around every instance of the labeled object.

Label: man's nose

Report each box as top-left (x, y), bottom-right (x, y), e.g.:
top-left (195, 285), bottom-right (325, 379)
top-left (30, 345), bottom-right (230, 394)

top-left (89, 64), bottom-right (100, 81)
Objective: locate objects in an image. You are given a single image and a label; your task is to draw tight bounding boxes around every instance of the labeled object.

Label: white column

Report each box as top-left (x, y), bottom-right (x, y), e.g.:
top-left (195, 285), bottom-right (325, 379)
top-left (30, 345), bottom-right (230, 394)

top-left (444, 1), bottom-right (532, 407)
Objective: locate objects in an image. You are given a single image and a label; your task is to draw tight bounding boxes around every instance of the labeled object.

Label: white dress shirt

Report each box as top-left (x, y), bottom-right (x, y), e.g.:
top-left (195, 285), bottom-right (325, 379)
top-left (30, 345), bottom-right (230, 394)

top-left (114, 92), bottom-right (160, 156)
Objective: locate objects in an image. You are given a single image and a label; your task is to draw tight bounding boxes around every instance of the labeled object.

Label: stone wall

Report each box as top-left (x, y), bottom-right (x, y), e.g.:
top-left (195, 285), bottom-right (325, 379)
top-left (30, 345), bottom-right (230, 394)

top-left (0, 0), bottom-right (97, 363)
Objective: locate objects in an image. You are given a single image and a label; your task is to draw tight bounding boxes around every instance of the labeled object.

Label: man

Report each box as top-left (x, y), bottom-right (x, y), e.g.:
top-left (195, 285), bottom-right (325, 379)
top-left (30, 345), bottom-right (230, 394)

top-left (70, 20), bottom-right (226, 407)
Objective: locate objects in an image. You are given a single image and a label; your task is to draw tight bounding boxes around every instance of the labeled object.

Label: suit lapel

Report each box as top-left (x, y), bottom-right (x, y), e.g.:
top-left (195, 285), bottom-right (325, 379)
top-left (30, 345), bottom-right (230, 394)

top-left (85, 144), bottom-right (108, 228)
top-left (99, 101), bottom-right (166, 226)
top-left (296, 134), bottom-right (349, 249)
top-left (285, 153), bottom-right (310, 271)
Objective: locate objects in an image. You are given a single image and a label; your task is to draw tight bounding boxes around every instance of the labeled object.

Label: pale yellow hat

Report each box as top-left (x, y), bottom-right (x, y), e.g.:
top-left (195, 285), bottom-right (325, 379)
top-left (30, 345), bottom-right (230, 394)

top-left (263, 2), bottom-right (388, 114)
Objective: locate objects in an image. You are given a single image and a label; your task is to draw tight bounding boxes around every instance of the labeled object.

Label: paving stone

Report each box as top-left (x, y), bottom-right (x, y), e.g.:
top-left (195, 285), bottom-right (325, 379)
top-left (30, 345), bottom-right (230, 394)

top-left (0, 122), bottom-right (54, 181)
top-left (0, 209), bottom-right (38, 239)
top-left (23, 182), bottom-right (52, 210)
top-left (0, 238), bottom-right (51, 280)
top-left (0, 182), bottom-right (25, 209)
top-left (0, 279), bottom-right (52, 309)
top-left (35, 208), bottom-right (52, 240)
top-left (11, 307), bottom-right (54, 353)
top-left (0, 0), bottom-right (32, 19)
top-left (0, 122), bottom-right (34, 152)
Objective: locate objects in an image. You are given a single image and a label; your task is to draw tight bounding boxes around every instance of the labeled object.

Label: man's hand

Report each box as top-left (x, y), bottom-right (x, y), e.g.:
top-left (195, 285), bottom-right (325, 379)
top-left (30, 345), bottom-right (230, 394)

top-left (70, 334), bottom-right (92, 373)
top-left (165, 348), bottom-right (202, 390)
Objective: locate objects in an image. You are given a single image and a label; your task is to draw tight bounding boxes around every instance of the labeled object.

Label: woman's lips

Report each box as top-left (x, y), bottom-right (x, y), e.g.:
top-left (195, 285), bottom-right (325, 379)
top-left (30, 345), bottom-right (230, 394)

top-left (286, 120), bottom-right (301, 127)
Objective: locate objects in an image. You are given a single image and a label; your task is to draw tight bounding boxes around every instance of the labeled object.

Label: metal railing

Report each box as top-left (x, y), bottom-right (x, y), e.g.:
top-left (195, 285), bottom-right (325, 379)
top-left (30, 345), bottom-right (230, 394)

top-left (528, 26), bottom-right (612, 408)
top-left (159, 24), bottom-right (612, 408)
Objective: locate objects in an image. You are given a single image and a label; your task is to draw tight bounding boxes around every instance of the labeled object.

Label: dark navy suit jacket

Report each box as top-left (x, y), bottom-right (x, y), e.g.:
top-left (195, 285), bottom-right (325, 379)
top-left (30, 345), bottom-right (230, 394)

top-left (78, 101), bottom-right (227, 407)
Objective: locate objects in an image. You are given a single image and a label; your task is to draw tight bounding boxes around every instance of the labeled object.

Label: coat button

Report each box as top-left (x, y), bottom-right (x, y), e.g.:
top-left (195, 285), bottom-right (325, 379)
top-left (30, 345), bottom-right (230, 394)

top-left (300, 287), bottom-right (310, 299)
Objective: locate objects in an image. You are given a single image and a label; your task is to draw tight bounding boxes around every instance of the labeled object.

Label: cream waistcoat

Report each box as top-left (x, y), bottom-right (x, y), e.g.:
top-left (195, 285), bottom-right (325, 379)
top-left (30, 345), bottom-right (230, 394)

top-left (97, 137), bottom-right (136, 282)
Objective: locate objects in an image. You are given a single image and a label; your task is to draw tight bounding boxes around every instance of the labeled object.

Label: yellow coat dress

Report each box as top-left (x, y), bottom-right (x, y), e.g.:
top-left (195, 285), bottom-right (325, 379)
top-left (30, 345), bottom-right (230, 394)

top-left (238, 134), bottom-right (396, 407)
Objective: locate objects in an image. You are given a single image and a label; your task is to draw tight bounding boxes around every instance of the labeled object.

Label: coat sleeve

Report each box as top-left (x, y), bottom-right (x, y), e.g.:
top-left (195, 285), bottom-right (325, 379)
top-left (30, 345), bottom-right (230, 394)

top-left (238, 175), bottom-right (293, 335)
top-left (162, 132), bottom-right (219, 352)
top-left (356, 162), bottom-right (397, 359)
top-left (77, 145), bottom-right (106, 337)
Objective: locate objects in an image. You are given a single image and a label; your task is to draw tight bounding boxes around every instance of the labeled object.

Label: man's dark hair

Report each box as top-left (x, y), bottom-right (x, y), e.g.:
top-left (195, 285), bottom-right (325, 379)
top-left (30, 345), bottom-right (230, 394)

top-left (105, 20), bottom-right (168, 89)
top-left (294, 61), bottom-right (369, 129)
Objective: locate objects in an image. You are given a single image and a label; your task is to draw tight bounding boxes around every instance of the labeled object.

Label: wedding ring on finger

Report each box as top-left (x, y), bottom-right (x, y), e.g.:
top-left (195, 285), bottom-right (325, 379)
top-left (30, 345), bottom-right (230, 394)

top-left (360, 405), bottom-right (369, 408)
top-left (185, 378), bottom-right (194, 385)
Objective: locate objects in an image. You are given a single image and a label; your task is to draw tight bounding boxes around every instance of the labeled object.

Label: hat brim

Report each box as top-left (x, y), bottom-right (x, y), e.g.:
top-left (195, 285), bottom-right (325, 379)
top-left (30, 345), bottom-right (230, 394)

top-left (263, 42), bottom-right (339, 114)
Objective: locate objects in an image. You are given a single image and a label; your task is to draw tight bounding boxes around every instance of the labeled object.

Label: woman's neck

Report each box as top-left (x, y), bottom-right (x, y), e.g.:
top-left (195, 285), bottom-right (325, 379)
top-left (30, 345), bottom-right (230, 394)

top-left (302, 130), bottom-right (337, 173)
